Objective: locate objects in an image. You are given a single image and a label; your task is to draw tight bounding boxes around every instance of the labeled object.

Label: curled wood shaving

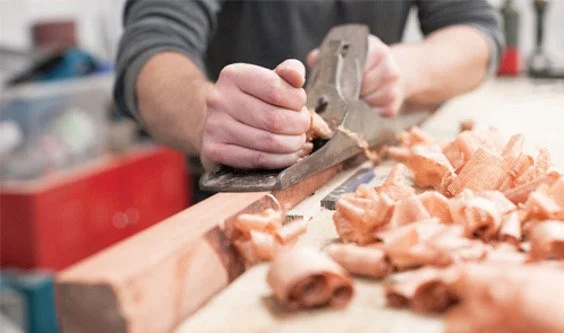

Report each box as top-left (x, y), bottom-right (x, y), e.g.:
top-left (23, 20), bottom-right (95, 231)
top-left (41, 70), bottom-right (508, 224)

top-left (497, 211), bottom-right (522, 244)
top-left (445, 148), bottom-right (509, 197)
top-left (529, 220), bottom-right (564, 260)
top-left (444, 263), bottom-right (564, 333)
top-left (324, 243), bottom-right (392, 279)
top-left (336, 125), bottom-right (380, 163)
top-left (230, 208), bottom-right (307, 266)
top-left (407, 148), bottom-right (455, 189)
top-left (306, 108), bottom-right (333, 141)
top-left (267, 247), bottom-right (354, 310)
top-left (385, 267), bottom-right (459, 313)
top-left (417, 191), bottom-right (453, 223)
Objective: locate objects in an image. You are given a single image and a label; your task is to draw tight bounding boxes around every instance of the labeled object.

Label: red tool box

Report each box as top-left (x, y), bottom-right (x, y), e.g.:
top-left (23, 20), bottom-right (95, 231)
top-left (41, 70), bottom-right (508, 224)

top-left (1, 145), bottom-right (189, 271)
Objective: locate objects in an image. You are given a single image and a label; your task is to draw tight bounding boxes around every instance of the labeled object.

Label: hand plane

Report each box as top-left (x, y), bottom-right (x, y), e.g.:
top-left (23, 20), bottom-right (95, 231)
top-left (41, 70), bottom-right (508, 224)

top-left (200, 24), bottom-right (432, 192)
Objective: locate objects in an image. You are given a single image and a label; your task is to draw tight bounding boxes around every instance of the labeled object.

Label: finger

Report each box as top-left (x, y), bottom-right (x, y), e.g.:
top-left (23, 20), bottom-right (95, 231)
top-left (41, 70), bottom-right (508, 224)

top-left (362, 86), bottom-right (402, 114)
top-left (203, 143), bottom-right (301, 169)
top-left (372, 105), bottom-right (400, 117)
top-left (209, 112), bottom-right (307, 154)
top-left (201, 155), bottom-right (218, 172)
top-left (360, 58), bottom-right (400, 97)
top-left (364, 35), bottom-right (389, 71)
top-left (220, 63), bottom-right (306, 110)
top-left (306, 48), bottom-right (320, 69)
top-left (274, 59), bottom-right (306, 88)
top-left (216, 89), bottom-right (310, 135)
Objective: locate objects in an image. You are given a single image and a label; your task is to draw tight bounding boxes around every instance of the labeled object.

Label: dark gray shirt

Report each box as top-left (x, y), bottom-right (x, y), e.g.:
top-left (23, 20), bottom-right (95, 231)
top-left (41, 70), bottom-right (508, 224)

top-left (114, 0), bottom-right (504, 120)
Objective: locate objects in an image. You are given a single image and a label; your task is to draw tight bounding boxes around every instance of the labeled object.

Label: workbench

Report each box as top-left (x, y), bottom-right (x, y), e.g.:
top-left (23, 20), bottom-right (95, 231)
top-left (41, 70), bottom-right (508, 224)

top-left (56, 78), bottom-right (564, 333)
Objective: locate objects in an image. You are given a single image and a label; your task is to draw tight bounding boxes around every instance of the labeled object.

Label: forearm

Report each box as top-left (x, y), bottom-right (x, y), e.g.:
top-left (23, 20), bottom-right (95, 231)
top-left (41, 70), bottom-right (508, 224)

top-left (392, 25), bottom-right (491, 107)
top-left (136, 52), bottom-right (212, 153)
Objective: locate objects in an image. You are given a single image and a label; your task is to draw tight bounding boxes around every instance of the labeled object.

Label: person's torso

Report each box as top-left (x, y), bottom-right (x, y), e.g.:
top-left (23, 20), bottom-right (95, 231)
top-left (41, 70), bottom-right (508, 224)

top-left (205, 0), bottom-right (414, 79)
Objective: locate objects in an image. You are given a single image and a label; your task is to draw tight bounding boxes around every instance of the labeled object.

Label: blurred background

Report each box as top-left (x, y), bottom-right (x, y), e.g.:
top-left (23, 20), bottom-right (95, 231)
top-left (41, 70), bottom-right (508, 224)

top-left (0, 1), bottom-right (563, 332)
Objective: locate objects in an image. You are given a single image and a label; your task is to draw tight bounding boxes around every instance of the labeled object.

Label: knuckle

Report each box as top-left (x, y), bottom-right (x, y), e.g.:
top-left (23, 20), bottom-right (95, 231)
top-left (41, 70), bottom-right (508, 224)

top-left (295, 88), bottom-right (307, 108)
top-left (385, 66), bottom-right (400, 82)
top-left (201, 142), bottom-right (221, 162)
top-left (381, 105), bottom-right (399, 116)
top-left (264, 75), bottom-right (283, 105)
top-left (206, 89), bottom-right (222, 110)
top-left (264, 109), bottom-right (284, 133)
top-left (382, 89), bottom-right (399, 105)
top-left (250, 150), bottom-right (267, 168)
top-left (379, 50), bottom-right (392, 65)
top-left (299, 133), bottom-right (307, 145)
top-left (297, 108), bottom-right (311, 132)
top-left (263, 132), bottom-right (283, 152)
top-left (219, 63), bottom-right (240, 82)
top-left (205, 113), bottom-right (221, 134)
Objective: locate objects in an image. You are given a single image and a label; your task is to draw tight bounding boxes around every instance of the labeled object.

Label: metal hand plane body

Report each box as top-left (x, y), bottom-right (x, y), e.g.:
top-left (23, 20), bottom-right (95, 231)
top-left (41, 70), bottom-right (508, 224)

top-left (200, 24), bottom-right (430, 192)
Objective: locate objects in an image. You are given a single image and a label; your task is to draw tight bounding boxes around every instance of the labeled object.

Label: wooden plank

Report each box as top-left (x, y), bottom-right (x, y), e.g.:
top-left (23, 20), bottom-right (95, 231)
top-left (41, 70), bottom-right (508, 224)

top-left (176, 78), bottom-right (564, 332)
top-left (56, 164), bottom-right (341, 333)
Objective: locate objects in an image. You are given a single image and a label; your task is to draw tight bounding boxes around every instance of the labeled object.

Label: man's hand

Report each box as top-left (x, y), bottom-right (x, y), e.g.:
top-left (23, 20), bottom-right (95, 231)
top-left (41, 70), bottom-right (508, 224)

top-left (201, 59), bottom-right (311, 170)
top-left (307, 35), bottom-right (404, 116)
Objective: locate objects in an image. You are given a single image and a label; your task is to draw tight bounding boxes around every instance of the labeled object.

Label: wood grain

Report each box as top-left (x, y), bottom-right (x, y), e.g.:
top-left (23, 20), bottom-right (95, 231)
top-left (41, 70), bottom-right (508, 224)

top-left (56, 164), bottom-right (343, 333)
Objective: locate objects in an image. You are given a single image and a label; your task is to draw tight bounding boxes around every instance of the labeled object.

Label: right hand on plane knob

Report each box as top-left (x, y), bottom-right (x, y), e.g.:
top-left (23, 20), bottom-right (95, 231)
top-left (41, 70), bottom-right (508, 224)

top-left (201, 59), bottom-right (311, 170)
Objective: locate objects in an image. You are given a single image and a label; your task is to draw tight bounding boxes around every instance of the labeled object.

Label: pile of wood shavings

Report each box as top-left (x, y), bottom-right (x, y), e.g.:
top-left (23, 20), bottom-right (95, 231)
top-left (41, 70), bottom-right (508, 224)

top-left (324, 125), bottom-right (564, 333)
top-left (226, 208), bottom-right (307, 267)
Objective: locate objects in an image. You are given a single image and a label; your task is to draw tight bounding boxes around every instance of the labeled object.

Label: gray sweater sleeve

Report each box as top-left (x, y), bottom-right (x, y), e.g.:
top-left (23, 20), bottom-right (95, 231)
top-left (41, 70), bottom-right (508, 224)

top-left (113, 0), bottom-right (221, 121)
top-left (415, 0), bottom-right (505, 76)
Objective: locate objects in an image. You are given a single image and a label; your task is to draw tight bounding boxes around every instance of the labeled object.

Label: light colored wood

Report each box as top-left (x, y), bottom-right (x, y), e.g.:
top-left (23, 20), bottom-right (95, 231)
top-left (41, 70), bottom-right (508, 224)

top-left (176, 78), bottom-right (564, 333)
top-left (176, 195), bottom-right (444, 333)
top-left (57, 192), bottom-right (267, 333)
top-left (56, 163), bottom-right (342, 333)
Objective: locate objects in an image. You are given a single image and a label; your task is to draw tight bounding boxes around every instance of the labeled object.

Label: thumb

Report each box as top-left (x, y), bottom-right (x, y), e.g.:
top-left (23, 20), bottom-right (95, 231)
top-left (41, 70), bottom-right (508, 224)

top-left (274, 59), bottom-right (306, 88)
top-left (306, 48), bottom-right (320, 69)
top-left (201, 155), bottom-right (218, 172)
top-left (364, 35), bottom-right (389, 71)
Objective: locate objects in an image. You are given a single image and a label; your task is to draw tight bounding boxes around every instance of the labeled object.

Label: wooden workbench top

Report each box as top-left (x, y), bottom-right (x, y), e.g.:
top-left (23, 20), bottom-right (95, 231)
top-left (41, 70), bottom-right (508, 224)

top-left (175, 77), bottom-right (564, 333)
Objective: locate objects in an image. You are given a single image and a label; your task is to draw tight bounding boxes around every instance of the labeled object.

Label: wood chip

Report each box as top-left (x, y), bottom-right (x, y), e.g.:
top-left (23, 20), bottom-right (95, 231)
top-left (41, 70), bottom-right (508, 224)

top-left (417, 191), bottom-right (453, 223)
top-left (333, 191), bottom-right (394, 245)
top-left (325, 243), bottom-right (392, 279)
top-left (274, 219), bottom-right (307, 244)
top-left (336, 125), bottom-right (380, 163)
top-left (407, 150), bottom-right (455, 189)
top-left (529, 220), bottom-right (564, 260)
top-left (445, 263), bottom-right (564, 333)
top-left (446, 148), bottom-right (508, 197)
top-left (230, 207), bottom-right (307, 264)
top-left (498, 211), bottom-right (522, 244)
top-left (306, 108), bottom-right (333, 140)
top-left (501, 133), bottom-right (525, 166)
top-left (385, 267), bottom-right (459, 313)
top-left (374, 163), bottom-right (416, 200)
top-left (267, 247), bottom-right (354, 310)
top-left (250, 230), bottom-right (277, 260)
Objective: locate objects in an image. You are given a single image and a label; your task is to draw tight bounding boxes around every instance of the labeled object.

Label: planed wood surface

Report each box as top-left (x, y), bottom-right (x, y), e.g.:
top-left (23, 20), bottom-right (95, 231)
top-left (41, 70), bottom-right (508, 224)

top-left (56, 164), bottom-right (341, 333)
top-left (176, 78), bottom-right (564, 333)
